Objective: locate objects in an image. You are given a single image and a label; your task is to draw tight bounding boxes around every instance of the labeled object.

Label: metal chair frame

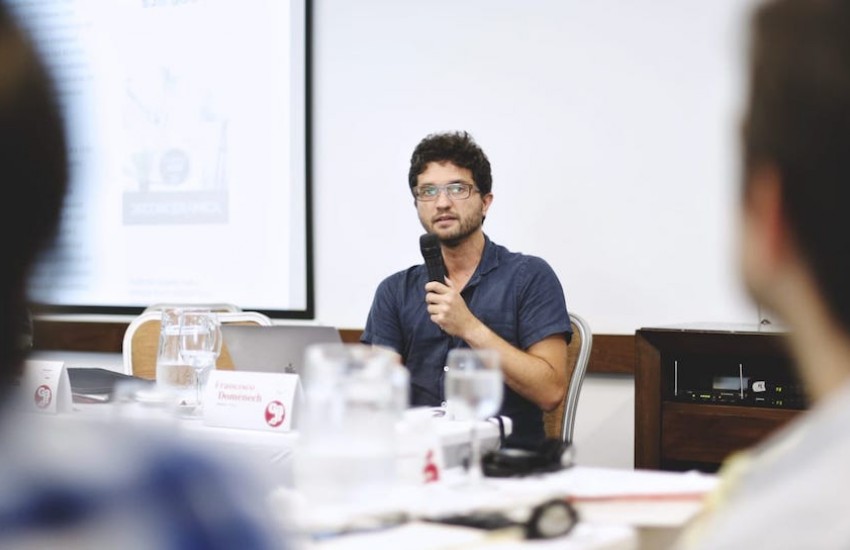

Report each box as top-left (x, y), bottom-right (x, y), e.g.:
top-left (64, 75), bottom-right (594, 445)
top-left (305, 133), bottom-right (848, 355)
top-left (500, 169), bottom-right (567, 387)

top-left (544, 312), bottom-right (593, 446)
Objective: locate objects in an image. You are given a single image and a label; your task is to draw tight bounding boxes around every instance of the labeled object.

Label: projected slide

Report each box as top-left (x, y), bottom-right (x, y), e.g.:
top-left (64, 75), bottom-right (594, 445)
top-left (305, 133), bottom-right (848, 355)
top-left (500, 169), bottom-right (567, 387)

top-left (9, 0), bottom-right (310, 316)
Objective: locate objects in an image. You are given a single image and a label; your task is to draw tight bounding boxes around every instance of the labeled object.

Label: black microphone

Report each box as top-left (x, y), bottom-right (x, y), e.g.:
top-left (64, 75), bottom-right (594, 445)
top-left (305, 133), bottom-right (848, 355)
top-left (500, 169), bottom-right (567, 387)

top-left (419, 233), bottom-right (446, 283)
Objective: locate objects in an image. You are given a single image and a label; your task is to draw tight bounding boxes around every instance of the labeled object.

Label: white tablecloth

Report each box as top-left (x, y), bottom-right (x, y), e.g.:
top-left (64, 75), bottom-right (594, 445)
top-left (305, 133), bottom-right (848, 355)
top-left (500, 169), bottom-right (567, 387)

top-left (43, 400), bottom-right (713, 550)
top-left (67, 403), bottom-right (510, 486)
top-left (277, 465), bottom-right (718, 550)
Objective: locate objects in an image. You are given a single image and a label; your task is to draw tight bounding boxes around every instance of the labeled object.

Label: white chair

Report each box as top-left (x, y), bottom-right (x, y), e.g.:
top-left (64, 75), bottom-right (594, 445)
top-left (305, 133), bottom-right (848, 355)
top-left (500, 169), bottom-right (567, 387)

top-left (544, 312), bottom-right (593, 446)
top-left (122, 310), bottom-right (273, 379)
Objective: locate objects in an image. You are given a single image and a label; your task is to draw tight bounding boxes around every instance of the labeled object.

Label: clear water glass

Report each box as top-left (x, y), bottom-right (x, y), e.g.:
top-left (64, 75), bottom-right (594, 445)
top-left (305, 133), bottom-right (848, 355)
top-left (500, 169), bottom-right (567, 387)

top-left (445, 348), bottom-right (503, 486)
top-left (155, 308), bottom-right (196, 408)
top-left (177, 309), bottom-right (222, 415)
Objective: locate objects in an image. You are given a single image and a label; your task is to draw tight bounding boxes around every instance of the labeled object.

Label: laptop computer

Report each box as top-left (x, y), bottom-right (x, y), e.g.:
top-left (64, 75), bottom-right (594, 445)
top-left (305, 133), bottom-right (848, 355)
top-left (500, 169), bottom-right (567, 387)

top-left (221, 324), bottom-right (343, 374)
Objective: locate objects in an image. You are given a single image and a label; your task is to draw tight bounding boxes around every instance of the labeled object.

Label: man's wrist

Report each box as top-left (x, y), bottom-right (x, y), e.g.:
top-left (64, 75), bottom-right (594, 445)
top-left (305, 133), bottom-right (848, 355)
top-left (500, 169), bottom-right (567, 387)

top-left (463, 319), bottom-right (493, 348)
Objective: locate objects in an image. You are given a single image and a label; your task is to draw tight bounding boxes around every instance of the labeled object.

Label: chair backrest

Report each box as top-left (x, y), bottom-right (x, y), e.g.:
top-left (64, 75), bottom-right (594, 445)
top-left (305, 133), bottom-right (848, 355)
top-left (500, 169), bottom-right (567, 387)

top-left (543, 312), bottom-right (593, 446)
top-left (122, 310), bottom-right (273, 379)
top-left (143, 303), bottom-right (242, 313)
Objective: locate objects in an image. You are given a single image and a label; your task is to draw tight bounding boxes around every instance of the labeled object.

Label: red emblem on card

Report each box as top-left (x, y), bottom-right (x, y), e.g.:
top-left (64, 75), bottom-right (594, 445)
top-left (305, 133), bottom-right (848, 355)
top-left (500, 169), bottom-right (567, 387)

top-left (424, 449), bottom-right (440, 483)
top-left (35, 385), bottom-right (52, 409)
top-left (265, 400), bottom-right (285, 427)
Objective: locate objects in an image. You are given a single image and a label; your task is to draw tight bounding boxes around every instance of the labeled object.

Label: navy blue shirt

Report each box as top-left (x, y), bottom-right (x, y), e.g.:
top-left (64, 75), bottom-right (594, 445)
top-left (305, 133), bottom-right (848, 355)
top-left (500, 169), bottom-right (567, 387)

top-left (361, 235), bottom-right (571, 448)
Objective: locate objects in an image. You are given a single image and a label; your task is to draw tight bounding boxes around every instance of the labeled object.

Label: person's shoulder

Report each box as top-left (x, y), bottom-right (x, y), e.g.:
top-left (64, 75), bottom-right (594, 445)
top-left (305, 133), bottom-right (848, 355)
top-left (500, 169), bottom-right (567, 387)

top-left (375, 264), bottom-right (424, 290)
top-left (522, 254), bottom-right (558, 274)
top-left (0, 417), bottom-right (282, 548)
top-left (489, 239), bottom-right (556, 272)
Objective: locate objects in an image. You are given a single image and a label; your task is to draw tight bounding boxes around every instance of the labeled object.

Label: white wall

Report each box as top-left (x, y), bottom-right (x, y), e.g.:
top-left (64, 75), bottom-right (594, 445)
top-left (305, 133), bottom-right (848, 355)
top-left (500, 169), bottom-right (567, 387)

top-left (312, 0), bottom-right (759, 335)
top-left (573, 375), bottom-right (635, 469)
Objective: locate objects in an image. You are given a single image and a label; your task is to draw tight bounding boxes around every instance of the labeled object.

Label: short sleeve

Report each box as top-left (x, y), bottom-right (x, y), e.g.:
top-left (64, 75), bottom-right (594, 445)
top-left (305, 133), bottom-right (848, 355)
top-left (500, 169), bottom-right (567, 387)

top-left (516, 257), bottom-right (571, 350)
top-left (361, 276), bottom-right (404, 354)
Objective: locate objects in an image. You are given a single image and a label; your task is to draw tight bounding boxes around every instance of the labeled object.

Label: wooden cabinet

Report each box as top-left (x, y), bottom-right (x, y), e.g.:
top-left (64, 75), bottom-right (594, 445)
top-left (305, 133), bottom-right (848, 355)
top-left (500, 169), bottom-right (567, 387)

top-left (635, 324), bottom-right (804, 472)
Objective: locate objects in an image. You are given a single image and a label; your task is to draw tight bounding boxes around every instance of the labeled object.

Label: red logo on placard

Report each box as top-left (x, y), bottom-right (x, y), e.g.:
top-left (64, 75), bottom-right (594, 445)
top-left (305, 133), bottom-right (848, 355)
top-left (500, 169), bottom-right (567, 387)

top-left (35, 385), bottom-right (52, 409)
top-left (423, 450), bottom-right (440, 483)
top-left (265, 400), bottom-right (285, 427)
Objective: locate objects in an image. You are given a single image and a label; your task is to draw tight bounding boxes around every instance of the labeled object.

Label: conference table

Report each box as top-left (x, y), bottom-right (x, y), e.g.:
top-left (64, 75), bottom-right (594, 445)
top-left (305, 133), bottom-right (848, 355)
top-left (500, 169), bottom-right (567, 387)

top-left (26, 354), bottom-right (719, 549)
top-left (56, 399), bottom-right (718, 549)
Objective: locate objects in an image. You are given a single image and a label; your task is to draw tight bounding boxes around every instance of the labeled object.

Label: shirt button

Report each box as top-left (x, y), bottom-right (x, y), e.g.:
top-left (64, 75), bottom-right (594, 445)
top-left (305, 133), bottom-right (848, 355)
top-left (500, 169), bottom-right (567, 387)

top-left (443, 366), bottom-right (449, 372)
top-left (441, 401), bottom-right (447, 407)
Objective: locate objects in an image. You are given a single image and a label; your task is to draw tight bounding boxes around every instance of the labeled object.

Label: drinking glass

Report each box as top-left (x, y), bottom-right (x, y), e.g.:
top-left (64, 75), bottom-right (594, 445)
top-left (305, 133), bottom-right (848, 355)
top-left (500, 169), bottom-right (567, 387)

top-left (177, 309), bottom-right (222, 415)
top-left (156, 308), bottom-right (194, 408)
top-left (445, 348), bottom-right (503, 486)
top-left (293, 343), bottom-right (406, 525)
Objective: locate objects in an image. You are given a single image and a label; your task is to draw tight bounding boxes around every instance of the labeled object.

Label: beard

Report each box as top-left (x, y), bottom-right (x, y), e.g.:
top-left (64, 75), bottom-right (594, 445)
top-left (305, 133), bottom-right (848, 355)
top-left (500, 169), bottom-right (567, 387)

top-left (421, 208), bottom-right (485, 248)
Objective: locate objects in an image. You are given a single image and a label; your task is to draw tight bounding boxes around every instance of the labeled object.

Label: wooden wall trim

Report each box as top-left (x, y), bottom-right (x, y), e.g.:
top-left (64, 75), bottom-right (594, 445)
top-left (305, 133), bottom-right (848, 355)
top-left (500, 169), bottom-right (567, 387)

top-left (34, 320), bottom-right (127, 352)
top-left (33, 321), bottom-right (636, 375)
top-left (588, 334), bottom-right (634, 375)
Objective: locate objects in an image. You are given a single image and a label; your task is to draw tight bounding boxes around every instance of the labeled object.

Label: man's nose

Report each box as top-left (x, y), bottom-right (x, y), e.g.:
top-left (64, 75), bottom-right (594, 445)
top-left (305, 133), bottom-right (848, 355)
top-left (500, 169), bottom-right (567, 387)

top-left (434, 189), bottom-right (453, 207)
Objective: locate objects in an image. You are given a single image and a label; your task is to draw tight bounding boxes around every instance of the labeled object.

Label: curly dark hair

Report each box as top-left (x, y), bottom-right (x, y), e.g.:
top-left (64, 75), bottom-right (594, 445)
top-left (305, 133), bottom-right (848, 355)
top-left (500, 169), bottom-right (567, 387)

top-left (408, 131), bottom-right (492, 195)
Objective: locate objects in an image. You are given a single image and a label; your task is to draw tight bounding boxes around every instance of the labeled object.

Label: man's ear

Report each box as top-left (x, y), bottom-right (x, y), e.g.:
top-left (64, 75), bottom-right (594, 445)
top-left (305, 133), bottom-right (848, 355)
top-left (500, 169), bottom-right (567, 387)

top-left (481, 192), bottom-right (494, 217)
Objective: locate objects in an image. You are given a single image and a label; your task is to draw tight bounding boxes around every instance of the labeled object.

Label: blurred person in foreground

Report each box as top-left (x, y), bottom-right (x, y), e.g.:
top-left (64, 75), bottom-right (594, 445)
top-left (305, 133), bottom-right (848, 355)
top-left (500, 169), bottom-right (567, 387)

top-left (0, 3), bottom-right (284, 548)
top-left (677, 0), bottom-right (850, 548)
top-left (361, 131), bottom-right (572, 450)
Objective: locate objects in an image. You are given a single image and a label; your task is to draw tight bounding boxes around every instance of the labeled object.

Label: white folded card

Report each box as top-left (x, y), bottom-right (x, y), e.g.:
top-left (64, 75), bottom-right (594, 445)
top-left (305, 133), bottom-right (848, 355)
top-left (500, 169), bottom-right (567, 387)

top-left (202, 370), bottom-right (302, 432)
top-left (18, 360), bottom-right (73, 414)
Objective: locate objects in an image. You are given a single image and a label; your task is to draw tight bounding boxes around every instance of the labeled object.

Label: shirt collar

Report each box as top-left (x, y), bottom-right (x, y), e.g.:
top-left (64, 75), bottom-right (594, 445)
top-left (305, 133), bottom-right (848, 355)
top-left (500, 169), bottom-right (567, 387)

top-left (467, 234), bottom-right (500, 287)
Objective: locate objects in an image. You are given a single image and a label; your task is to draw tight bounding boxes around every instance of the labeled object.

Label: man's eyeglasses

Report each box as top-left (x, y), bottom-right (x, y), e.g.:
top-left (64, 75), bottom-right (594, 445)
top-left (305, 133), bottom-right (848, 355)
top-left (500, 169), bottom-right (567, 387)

top-left (412, 182), bottom-right (478, 201)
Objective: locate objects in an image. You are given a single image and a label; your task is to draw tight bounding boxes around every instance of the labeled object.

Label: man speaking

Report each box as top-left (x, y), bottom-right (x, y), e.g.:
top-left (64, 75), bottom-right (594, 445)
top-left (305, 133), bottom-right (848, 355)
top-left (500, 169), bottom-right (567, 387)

top-left (361, 131), bottom-right (572, 449)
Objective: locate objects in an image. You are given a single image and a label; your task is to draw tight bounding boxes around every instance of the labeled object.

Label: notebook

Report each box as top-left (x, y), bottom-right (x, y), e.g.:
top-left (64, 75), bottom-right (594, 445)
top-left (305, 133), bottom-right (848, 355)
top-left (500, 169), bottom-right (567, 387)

top-left (67, 367), bottom-right (152, 403)
top-left (221, 324), bottom-right (343, 374)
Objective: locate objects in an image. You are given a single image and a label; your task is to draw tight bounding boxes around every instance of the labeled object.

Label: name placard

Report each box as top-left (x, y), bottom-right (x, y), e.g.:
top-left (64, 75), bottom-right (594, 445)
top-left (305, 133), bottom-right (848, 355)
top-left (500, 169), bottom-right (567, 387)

top-left (203, 370), bottom-right (302, 432)
top-left (18, 360), bottom-right (73, 414)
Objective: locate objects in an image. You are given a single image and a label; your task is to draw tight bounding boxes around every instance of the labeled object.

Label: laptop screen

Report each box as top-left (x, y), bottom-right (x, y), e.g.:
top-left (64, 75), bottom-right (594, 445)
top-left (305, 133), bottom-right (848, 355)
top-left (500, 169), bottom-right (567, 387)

top-left (220, 325), bottom-right (342, 374)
